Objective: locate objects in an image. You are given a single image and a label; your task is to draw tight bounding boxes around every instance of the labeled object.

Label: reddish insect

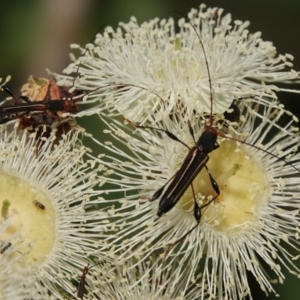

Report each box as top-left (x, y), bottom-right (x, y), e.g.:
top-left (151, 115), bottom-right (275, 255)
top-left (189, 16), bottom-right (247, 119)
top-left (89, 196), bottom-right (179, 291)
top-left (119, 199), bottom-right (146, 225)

top-left (0, 24), bottom-right (107, 126)
top-left (77, 264), bottom-right (90, 299)
top-left (76, 258), bottom-right (102, 299)
top-left (0, 84), bottom-right (79, 125)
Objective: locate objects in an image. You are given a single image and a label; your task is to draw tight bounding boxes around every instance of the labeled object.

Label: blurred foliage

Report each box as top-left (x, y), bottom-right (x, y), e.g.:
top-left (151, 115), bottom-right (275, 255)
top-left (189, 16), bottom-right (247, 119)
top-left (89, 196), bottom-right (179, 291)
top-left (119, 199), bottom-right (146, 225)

top-left (0, 0), bottom-right (299, 299)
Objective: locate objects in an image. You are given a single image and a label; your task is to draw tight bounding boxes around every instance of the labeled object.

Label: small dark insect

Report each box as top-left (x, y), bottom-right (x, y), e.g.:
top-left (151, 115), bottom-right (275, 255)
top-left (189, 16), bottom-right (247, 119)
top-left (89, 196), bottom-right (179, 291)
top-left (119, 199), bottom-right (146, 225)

top-left (77, 260), bottom-right (102, 300)
top-left (223, 100), bottom-right (240, 123)
top-left (76, 244), bottom-right (104, 300)
top-left (0, 242), bottom-right (12, 254)
top-left (33, 200), bottom-right (45, 210)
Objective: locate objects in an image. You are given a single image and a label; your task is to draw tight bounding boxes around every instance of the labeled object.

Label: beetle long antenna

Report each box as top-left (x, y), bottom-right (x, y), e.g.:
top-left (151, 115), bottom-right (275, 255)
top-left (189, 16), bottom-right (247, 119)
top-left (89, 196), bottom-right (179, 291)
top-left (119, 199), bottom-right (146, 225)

top-left (169, 10), bottom-right (214, 125)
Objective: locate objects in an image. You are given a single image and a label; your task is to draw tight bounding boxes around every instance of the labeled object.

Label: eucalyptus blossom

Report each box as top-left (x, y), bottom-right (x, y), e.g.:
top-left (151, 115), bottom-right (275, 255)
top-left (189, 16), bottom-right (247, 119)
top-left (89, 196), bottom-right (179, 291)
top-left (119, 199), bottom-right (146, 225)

top-left (91, 100), bottom-right (300, 299)
top-left (57, 4), bottom-right (299, 122)
top-left (0, 125), bottom-right (109, 299)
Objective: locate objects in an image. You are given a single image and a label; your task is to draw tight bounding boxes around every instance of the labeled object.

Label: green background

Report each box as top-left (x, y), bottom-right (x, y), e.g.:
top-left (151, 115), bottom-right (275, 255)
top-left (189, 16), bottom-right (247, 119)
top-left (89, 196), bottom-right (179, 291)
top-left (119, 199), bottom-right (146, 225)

top-left (0, 1), bottom-right (299, 299)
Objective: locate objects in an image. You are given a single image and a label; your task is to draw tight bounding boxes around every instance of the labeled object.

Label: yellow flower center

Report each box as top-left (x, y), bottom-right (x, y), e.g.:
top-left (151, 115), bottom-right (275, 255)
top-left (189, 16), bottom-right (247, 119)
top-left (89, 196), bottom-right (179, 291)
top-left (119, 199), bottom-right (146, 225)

top-left (0, 172), bottom-right (56, 267)
top-left (180, 140), bottom-right (267, 232)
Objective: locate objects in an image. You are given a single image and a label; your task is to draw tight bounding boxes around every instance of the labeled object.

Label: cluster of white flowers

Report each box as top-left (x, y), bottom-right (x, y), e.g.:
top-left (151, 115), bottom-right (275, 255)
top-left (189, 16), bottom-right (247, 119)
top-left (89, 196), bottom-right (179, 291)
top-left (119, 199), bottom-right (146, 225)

top-left (1, 3), bottom-right (300, 300)
top-left (57, 4), bottom-right (299, 123)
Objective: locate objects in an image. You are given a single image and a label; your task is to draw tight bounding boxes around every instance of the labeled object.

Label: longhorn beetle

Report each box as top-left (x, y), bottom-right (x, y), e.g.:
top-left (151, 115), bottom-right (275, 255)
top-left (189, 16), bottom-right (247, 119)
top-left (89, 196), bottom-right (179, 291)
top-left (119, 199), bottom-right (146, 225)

top-left (0, 82), bottom-right (85, 157)
top-left (123, 12), bottom-right (236, 255)
top-left (125, 12), bottom-right (300, 258)
top-left (126, 116), bottom-right (220, 255)
top-left (0, 85), bottom-right (80, 124)
top-left (0, 24), bottom-right (107, 125)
